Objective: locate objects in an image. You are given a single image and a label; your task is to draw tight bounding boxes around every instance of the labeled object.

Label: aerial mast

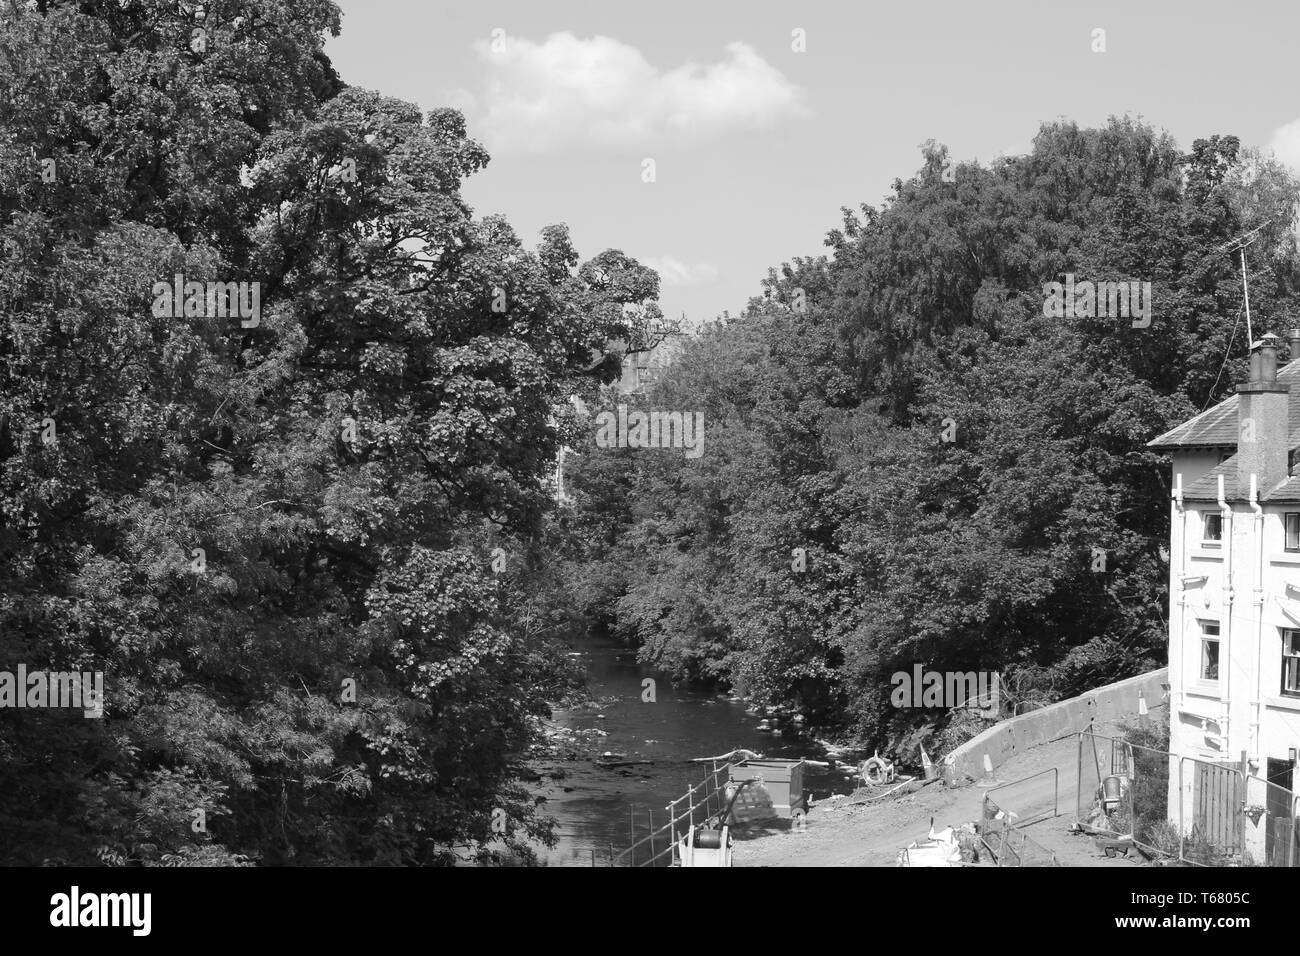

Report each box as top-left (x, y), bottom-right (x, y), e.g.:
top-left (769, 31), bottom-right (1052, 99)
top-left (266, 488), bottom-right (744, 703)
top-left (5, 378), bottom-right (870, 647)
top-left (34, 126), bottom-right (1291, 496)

top-left (1215, 222), bottom-right (1270, 346)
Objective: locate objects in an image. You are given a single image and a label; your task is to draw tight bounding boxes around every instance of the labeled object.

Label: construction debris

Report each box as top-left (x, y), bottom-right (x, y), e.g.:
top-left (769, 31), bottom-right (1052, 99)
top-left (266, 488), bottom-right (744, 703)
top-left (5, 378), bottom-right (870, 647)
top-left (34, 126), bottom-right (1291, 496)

top-left (690, 748), bottom-right (763, 763)
top-left (897, 819), bottom-right (963, 867)
top-left (825, 773), bottom-right (936, 809)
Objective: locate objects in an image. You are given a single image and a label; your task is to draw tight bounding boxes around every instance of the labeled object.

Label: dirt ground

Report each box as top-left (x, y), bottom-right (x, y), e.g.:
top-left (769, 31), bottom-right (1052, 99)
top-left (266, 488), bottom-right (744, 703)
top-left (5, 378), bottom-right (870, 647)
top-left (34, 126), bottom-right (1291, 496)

top-left (732, 723), bottom-right (1144, 867)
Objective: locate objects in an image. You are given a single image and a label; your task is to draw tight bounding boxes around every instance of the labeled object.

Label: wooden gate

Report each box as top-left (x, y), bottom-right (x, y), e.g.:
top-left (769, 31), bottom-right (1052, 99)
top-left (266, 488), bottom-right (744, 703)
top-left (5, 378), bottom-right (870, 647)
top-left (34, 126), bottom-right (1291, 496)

top-left (1191, 759), bottom-right (1242, 857)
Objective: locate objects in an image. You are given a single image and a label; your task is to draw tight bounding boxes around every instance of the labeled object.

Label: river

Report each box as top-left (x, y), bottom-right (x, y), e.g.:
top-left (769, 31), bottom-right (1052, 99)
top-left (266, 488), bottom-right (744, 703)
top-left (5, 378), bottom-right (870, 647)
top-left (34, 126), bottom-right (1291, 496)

top-left (533, 633), bottom-right (857, 866)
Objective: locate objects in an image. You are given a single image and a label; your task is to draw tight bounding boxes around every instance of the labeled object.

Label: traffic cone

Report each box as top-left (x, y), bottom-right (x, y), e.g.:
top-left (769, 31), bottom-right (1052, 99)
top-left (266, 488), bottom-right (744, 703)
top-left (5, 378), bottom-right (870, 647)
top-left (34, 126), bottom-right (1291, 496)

top-left (975, 752), bottom-right (1004, 788)
top-left (920, 743), bottom-right (936, 780)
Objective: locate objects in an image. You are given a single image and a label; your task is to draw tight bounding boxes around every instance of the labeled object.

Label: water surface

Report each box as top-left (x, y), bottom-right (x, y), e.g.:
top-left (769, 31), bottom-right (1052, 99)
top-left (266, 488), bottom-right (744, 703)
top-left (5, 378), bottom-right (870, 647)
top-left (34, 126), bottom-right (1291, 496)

top-left (534, 633), bottom-right (851, 865)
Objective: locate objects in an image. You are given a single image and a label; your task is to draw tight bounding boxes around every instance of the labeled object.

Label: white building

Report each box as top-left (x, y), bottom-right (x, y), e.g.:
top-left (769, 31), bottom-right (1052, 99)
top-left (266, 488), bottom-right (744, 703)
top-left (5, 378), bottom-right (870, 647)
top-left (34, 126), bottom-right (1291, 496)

top-left (1149, 332), bottom-right (1300, 860)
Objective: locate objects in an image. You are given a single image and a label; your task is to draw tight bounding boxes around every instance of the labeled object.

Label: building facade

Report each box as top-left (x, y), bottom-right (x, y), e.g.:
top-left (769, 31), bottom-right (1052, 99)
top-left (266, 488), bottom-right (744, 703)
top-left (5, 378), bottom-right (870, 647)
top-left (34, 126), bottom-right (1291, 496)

top-left (1149, 333), bottom-right (1300, 858)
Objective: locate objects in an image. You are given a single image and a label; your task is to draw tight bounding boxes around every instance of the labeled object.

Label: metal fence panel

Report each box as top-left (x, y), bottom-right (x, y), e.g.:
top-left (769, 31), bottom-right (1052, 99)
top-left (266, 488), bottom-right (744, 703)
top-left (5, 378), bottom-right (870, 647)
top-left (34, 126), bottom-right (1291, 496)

top-left (1074, 731), bottom-right (1174, 860)
top-left (980, 792), bottom-right (1057, 866)
top-left (1075, 732), bottom-right (1133, 838)
top-left (985, 768), bottom-right (1058, 827)
top-left (1123, 741), bottom-right (1173, 856)
top-left (1243, 774), bottom-right (1298, 867)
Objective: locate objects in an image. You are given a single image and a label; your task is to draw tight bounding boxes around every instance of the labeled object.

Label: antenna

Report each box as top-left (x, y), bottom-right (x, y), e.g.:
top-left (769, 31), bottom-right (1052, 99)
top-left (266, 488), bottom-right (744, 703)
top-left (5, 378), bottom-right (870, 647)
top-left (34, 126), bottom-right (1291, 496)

top-left (1214, 222), bottom-right (1270, 345)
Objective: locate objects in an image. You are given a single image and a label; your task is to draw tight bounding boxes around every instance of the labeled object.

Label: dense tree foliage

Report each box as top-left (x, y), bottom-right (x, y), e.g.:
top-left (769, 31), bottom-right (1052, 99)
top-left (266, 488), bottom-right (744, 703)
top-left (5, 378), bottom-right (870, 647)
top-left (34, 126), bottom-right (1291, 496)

top-left (561, 119), bottom-right (1300, 751)
top-left (6, 0), bottom-right (1300, 865)
top-left (0, 0), bottom-right (654, 864)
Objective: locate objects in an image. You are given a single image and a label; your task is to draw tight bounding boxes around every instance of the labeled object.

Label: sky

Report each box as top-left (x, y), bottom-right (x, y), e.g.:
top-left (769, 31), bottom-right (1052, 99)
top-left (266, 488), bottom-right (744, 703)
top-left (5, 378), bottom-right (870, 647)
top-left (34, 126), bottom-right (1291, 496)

top-left (324, 0), bottom-right (1300, 326)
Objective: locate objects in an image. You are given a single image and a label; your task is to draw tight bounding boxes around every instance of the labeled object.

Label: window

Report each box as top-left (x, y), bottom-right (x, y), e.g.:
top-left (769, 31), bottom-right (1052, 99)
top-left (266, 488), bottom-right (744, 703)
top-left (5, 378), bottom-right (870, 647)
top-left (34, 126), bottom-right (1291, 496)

top-left (1283, 629), bottom-right (1300, 697)
top-left (1203, 513), bottom-right (1223, 547)
top-left (1287, 514), bottom-right (1300, 552)
top-left (1200, 621), bottom-right (1220, 682)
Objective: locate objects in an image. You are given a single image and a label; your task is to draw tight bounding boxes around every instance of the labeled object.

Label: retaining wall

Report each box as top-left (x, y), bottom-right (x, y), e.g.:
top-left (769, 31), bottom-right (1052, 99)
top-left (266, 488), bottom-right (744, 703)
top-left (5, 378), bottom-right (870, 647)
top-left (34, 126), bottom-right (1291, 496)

top-left (942, 668), bottom-right (1169, 786)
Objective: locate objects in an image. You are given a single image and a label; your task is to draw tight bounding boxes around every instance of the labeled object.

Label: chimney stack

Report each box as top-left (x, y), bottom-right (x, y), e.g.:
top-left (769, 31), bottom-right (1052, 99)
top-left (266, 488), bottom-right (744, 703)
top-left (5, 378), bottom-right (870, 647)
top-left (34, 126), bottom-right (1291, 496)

top-left (1237, 334), bottom-right (1290, 495)
top-left (1287, 328), bottom-right (1300, 364)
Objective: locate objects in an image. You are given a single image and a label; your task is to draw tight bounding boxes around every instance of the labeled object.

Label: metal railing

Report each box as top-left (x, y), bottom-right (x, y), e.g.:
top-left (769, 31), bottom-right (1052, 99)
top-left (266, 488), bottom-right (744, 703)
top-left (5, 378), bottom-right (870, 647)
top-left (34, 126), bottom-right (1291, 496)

top-left (983, 767), bottom-right (1058, 828)
top-left (980, 783), bottom-right (1059, 866)
top-left (605, 760), bottom-right (736, 867)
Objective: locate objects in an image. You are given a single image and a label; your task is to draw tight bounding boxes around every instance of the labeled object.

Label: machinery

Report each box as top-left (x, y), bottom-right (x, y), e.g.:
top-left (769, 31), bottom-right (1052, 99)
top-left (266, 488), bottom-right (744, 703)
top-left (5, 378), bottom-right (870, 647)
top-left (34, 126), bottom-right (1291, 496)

top-left (677, 778), bottom-right (753, 867)
top-left (678, 824), bottom-right (733, 867)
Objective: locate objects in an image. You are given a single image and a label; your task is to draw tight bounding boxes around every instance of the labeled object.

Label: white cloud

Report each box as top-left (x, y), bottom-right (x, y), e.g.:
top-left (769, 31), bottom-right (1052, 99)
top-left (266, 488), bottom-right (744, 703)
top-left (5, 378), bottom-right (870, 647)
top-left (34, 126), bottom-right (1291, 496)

top-left (643, 256), bottom-right (719, 287)
top-left (469, 33), bottom-right (806, 152)
top-left (442, 87), bottom-right (479, 115)
top-left (1269, 118), bottom-right (1300, 173)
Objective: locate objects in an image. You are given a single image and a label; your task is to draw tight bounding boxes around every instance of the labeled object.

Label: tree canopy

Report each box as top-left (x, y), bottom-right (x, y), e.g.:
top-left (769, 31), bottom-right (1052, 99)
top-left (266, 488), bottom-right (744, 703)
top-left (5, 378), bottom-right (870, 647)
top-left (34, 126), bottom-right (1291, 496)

top-left (0, 0), bottom-right (653, 865)
top-left (557, 118), bottom-right (1300, 750)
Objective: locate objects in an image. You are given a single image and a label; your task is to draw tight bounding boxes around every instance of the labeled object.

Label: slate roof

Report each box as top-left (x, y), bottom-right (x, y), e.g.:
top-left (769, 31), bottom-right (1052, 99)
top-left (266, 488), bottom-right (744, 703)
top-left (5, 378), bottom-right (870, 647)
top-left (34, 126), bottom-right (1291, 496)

top-left (1147, 361), bottom-right (1300, 451)
top-left (1181, 457), bottom-right (1241, 501)
top-left (1262, 475), bottom-right (1300, 502)
top-left (1181, 454), bottom-right (1300, 503)
top-left (1152, 358), bottom-right (1300, 501)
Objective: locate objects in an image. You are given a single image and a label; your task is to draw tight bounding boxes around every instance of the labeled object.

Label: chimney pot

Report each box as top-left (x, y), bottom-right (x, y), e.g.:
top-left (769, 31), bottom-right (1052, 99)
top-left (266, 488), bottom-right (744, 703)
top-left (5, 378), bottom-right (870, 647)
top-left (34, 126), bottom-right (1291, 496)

top-left (1288, 329), bottom-right (1300, 363)
top-left (1254, 334), bottom-right (1279, 384)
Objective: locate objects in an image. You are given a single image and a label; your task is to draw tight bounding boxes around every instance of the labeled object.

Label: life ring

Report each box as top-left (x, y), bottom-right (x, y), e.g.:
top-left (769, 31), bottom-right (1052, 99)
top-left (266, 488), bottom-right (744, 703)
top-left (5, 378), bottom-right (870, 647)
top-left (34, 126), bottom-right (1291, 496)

top-left (861, 755), bottom-right (893, 785)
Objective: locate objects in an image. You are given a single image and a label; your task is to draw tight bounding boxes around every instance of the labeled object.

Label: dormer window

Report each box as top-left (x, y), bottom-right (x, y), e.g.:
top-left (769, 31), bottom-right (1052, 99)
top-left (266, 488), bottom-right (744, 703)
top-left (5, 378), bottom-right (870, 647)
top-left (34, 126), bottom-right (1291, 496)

top-left (1203, 513), bottom-right (1223, 547)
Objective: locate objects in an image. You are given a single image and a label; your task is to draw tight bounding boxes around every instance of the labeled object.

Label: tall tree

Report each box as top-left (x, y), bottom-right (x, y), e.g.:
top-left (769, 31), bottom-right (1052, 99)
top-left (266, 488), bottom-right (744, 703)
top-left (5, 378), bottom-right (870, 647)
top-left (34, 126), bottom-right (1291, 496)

top-left (0, 0), bottom-right (653, 864)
